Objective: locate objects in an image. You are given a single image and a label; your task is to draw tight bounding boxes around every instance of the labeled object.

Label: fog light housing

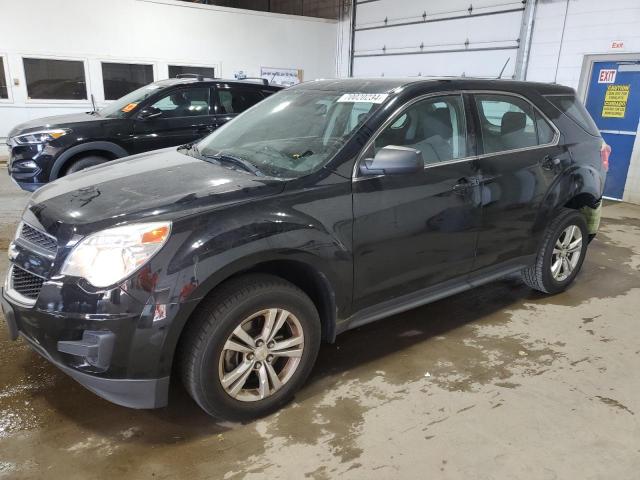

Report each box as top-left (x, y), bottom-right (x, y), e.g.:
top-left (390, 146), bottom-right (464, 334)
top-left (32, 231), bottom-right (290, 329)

top-left (16, 160), bottom-right (39, 170)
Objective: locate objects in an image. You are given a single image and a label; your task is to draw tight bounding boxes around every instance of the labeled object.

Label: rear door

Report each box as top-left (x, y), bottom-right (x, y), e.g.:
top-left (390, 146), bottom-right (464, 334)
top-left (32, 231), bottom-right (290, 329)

top-left (132, 86), bottom-right (214, 153)
top-left (213, 85), bottom-right (265, 128)
top-left (470, 92), bottom-right (566, 270)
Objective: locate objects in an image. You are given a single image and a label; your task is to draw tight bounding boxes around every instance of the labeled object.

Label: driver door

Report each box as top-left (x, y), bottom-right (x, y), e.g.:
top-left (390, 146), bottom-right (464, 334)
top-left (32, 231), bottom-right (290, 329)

top-left (352, 93), bottom-right (482, 311)
top-left (133, 87), bottom-right (215, 153)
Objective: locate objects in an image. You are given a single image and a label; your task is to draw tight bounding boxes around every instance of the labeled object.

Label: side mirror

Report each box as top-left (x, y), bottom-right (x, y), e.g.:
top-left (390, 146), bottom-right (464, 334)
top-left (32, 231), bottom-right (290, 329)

top-left (359, 146), bottom-right (424, 176)
top-left (138, 107), bottom-right (163, 120)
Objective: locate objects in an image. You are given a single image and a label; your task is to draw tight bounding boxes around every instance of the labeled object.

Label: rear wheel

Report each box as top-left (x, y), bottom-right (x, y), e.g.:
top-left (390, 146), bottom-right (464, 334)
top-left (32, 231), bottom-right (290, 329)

top-left (65, 155), bottom-right (109, 175)
top-left (179, 274), bottom-right (321, 420)
top-left (522, 209), bottom-right (589, 294)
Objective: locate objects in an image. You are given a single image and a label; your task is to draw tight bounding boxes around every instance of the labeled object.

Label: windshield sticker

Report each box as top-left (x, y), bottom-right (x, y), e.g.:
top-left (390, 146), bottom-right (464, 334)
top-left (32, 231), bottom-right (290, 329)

top-left (121, 102), bottom-right (138, 113)
top-left (337, 93), bottom-right (389, 104)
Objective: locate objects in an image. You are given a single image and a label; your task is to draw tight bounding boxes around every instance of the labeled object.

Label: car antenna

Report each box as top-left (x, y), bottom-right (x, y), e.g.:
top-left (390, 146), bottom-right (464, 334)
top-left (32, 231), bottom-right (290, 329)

top-left (90, 93), bottom-right (97, 113)
top-left (497, 57), bottom-right (510, 79)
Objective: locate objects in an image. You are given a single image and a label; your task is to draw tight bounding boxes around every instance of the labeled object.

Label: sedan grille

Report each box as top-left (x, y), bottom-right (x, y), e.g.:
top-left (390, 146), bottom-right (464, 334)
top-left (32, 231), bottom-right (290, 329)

top-left (19, 223), bottom-right (58, 253)
top-left (10, 265), bottom-right (45, 301)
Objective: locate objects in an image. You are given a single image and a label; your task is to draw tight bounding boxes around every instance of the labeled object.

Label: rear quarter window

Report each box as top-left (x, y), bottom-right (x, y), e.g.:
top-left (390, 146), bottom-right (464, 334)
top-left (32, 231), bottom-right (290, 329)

top-left (545, 95), bottom-right (600, 136)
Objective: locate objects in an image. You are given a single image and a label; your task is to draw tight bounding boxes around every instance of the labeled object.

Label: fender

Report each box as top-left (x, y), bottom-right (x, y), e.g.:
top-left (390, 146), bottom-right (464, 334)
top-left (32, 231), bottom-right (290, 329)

top-left (530, 163), bottom-right (603, 251)
top-left (50, 141), bottom-right (130, 180)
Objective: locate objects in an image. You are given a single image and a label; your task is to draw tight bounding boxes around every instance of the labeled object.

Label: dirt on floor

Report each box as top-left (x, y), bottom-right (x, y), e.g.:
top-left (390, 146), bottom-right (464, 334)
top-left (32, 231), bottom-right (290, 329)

top-left (0, 168), bottom-right (639, 479)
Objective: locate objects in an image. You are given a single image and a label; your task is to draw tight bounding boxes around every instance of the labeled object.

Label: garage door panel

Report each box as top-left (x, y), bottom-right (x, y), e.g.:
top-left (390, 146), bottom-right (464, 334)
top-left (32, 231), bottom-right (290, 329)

top-left (354, 11), bottom-right (523, 52)
top-left (353, 49), bottom-right (517, 78)
top-left (356, 0), bottom-right (523, 27)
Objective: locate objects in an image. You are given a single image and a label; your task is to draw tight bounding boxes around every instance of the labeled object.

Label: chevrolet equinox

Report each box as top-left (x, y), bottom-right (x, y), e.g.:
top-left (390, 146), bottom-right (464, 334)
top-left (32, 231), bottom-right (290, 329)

top-left (1, 78), bottom-right (608, 420)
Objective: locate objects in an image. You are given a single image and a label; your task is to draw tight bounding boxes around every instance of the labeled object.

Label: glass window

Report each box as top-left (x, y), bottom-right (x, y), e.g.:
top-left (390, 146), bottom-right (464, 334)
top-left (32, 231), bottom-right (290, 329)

top-left (99, 82), bottom-right (165, 119)
top-left (147, 88), bottom-right (210, 118)
top-left (375, 95), bottom-right (467, 165)
top-left (475, 94), bottom-right (553, 154)
top-left (195, 89), bottom-right (381, 178)
top-left (168, 65), bottom-right (215, 79)
top-left (23, 58), bottom-right (86, 100)
top-left (217, 88), bottom-right (264, 114)
top-left (0, 57), bottom-right (8, 99)
top-left (545, 94), bottom-right (599, 136)
top-left (102, 62), bottom-right (154, 100)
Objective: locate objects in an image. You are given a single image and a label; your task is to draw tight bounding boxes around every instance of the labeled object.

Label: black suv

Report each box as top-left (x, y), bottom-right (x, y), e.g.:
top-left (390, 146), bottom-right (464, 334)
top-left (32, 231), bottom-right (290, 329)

top-left (6, 76), bottom-right (281, 191)
top-left (1, 78), bottom-right (607, 420)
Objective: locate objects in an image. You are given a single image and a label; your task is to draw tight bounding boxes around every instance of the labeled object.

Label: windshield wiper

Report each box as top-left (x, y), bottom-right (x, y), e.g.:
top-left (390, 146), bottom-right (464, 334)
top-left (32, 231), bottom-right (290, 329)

top-left (202, 153), bottom-right (264, 176)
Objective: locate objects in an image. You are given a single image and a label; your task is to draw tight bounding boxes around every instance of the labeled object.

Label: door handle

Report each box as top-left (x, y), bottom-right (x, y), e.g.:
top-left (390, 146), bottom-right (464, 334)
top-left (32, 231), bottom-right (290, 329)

top-left (452, 177), bottom-right (479, 195)
top-left (542, 155), bottom-right (560, 170)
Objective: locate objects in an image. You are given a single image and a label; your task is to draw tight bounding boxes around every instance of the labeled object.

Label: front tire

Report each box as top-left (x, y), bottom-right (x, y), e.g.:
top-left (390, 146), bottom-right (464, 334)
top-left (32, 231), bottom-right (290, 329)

top-left (65, 155), bottom-right (109, 175)
top-left (522, 209), bottom-right (589, 294)
top-left (179, 274), bottom-right (321, 421)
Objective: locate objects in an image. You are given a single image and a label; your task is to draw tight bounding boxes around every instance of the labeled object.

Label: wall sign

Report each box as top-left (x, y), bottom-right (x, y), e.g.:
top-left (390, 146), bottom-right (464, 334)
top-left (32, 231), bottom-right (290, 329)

top-left (610, 40), bottom-right (624, 50)
top-left (601, 84), bottom-right (630, 118)
top-left (598, 69), bottom-right (617, 83)
top-left (260, 67), bottom-right (303, 87)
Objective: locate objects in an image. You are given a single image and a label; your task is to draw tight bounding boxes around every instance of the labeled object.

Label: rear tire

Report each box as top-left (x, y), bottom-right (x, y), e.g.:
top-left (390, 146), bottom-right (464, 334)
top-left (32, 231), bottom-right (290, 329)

top-left (179, 274), bottom-right (321, 421)
top-left (65, 155), bottom-right (109, 175)
top-left (521, 209), bottom-right (589, 294)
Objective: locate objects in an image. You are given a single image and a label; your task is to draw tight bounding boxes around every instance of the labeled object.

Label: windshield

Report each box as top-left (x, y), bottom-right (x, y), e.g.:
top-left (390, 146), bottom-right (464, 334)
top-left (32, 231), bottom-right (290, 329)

top-left (99, 83), bottom-right (164, 118)
top-left (195, 88), bottom-right (384, 178)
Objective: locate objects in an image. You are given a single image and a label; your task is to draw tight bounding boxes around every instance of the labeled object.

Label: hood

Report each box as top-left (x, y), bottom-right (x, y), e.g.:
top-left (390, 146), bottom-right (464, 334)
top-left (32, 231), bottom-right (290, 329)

top-left (8, 111), bottom-right (105, 137)
top-left (27, 148), bottom-right (286, 235)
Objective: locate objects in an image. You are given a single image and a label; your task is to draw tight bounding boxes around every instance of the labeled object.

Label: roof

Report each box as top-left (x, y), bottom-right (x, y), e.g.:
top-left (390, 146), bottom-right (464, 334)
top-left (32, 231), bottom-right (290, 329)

top-left (153, 77), bottom-right (281, 89)
top-left (289, 77), bottom-right (575, 96)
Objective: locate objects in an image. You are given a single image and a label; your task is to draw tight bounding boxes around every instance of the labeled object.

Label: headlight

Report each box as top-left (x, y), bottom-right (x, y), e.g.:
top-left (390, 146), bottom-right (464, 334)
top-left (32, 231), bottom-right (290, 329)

top-left (13, 129), bottom-right (70, 145)
top-left (60, 222), bottom-right (171, 288)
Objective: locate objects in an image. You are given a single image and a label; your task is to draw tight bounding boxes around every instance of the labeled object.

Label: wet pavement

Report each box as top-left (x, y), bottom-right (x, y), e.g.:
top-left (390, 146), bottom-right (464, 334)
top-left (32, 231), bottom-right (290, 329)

top-left (0, 168), bottom-right (639, 479)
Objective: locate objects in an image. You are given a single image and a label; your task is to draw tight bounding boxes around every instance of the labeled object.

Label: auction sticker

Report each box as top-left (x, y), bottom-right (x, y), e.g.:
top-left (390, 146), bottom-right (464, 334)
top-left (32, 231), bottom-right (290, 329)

top-left (337, 93), bottom-right (389, 104)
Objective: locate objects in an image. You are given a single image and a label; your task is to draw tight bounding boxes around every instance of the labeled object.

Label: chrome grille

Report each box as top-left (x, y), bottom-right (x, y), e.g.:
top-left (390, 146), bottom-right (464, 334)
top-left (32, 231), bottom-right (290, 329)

top-left (19, 223), bottom-right (57, 253)
top-left (10, 265), bottom-right (45, 301)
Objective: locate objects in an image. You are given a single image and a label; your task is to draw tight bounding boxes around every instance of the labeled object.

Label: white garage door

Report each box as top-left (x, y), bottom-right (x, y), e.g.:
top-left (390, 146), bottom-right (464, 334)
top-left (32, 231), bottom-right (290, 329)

top-left (352, 0), bottom-right (526, 79)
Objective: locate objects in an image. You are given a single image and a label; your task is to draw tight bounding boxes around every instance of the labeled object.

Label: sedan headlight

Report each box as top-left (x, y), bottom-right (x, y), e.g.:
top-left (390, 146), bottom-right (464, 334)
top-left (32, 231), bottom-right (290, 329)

top-left (60, 222), bottom-right (171, 288)
top-left (13, 129), bottom-right (70, 145)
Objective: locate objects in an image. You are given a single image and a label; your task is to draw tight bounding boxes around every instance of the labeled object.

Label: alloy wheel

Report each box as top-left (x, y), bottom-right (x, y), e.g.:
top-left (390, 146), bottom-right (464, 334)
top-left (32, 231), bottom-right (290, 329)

top-left (218, 308), bottom-right (304, 402)
top-left (551, 225), bottom-right (583, 282)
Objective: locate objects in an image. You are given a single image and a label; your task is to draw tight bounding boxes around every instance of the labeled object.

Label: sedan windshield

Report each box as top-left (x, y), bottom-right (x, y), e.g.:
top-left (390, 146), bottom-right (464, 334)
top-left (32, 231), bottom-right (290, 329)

top-left (99, 83), bottom-right (165, 118)
top-left (196, 88), bottom-right (383, 178)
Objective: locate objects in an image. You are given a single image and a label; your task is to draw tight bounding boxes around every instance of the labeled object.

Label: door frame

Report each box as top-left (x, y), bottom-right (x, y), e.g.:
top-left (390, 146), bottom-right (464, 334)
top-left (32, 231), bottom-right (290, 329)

top-left (577, 53), bottom-right (640, 203)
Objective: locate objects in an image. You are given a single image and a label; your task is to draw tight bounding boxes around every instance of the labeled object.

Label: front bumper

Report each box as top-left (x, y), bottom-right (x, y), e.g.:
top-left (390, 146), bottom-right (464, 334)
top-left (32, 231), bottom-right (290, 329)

top-left (7, 142), bottom-right (59, 191)
top-left (1, 286), bottom-right (171, 409)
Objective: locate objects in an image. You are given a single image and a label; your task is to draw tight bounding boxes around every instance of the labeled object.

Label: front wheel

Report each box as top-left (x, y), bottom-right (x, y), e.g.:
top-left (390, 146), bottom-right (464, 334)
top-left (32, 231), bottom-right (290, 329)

top-left (521, 209), bottom-right (589, 294)
top-left (179, 274), bottom-right (321, 420)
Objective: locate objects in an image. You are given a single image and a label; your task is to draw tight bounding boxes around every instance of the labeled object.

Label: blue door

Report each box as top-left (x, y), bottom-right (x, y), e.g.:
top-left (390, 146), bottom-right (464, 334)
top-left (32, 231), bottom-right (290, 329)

top-left (585, 60), bottom-right (640, 199)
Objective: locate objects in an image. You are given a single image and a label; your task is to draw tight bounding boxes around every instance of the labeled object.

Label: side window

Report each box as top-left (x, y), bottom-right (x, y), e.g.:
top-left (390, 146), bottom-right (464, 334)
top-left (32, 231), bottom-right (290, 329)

top-left (148, 88), bottom-right (210, 118)
top-left (475, 94), bottom-right (554, 154)
top-left (374, 95), bottom-right (467, 165)
top-left (217, 88), bottom-right (264, 114)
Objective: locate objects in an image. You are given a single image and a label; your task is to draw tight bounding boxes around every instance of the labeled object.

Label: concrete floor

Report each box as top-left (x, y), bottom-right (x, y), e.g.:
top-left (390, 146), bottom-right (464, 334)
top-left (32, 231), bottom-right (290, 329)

top-left (0, 169), bottom-right (639, 479)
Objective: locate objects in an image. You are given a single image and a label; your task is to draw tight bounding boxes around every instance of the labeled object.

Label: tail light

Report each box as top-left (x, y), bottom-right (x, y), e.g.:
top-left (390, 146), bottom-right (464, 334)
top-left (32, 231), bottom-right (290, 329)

top-left (600, 142), bottom-right (611, 171)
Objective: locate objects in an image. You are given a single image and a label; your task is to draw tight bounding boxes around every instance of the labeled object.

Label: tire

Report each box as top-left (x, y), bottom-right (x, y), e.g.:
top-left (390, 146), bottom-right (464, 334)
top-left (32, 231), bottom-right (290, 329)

top-left (65, 155), bottom-right (109, 175)
top-left (179, 274), bottom-right (321, 421)
top-left (521, 208), bottom-right (589, 294)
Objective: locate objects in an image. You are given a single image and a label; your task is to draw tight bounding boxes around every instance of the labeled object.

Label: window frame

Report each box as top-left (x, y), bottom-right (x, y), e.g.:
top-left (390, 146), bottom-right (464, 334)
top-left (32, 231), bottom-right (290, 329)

top-left (353, 90), bottom-right (560, 180)
top-left (21, 54), bottom-right (90, 104)
top-left (212, 84), bottom-right (266, 116)
top-left (100, 60), bottom-right (156, 102)
top-left (0, 53), bottom-right (12, 103)
top-left (167, 63), bottom-right (217, 80)
top-left (353, 92), bottom-right (474, 179)
top-left (470, 91), bottom-right (560, 158)
top-left (135, 85), bottom-right (212, 120)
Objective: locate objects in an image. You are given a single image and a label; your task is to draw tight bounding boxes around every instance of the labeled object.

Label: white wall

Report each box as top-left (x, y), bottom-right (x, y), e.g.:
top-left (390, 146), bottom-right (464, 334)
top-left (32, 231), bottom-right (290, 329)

top-left (526, 0), bottom-right (640, 89)
top-left (0, 0), bottom-right (338, 141)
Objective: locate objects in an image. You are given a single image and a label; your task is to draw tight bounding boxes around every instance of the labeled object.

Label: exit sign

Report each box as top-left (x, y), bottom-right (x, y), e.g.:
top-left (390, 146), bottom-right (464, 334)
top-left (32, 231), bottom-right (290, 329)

top-left (598, 69), bottom-right (617, 83)
top-left (611, 40), bottom-right (624, 50)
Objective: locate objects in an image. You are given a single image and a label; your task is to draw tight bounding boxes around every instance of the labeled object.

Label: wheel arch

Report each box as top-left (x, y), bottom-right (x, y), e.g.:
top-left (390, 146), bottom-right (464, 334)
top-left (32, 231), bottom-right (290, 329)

top-left (50, 141), bottom-right (129, 179)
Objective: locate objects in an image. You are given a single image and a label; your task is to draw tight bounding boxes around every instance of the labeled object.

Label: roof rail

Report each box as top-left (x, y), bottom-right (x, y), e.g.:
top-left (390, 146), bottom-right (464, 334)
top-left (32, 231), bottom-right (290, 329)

top-left (238, 77), bottom-right (269, 86)
top-left (175, 73), bottom-right (211, 81)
